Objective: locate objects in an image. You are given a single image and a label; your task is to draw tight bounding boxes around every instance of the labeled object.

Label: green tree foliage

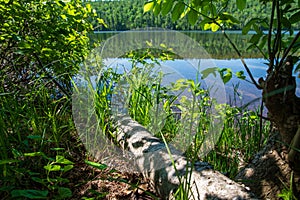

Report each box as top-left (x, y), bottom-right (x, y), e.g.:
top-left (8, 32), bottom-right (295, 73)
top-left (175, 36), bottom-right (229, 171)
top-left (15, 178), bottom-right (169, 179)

top-left (0, 0), bottom-right (99, 198)
top-left (0, 0), bottom-right (96, 97)
top-left (91, 0), bottom-right (299, 31)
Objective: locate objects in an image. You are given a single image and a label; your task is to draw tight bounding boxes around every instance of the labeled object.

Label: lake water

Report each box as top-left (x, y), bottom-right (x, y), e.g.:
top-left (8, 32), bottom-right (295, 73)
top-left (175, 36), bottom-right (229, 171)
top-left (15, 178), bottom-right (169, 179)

top-left (90, 31), bottom-right (300, 110)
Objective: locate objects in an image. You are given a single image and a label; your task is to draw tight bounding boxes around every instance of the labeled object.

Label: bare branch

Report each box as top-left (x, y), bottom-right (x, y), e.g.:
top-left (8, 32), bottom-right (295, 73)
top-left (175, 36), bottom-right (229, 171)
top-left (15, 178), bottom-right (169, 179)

top-left (267, 0), bottom-right (276, 73)
top-left (277, 31), bottom-right (300, 71)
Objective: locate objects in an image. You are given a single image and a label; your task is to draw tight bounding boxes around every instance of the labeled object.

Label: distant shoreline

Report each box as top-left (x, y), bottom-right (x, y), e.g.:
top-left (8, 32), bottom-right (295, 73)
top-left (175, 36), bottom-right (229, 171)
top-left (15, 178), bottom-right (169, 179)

top-left (93, 30), bottom-right (300, 35)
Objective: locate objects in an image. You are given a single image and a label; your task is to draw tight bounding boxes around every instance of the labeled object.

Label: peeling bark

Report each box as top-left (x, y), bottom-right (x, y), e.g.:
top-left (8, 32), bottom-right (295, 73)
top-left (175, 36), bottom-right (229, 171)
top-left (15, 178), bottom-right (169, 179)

top-left (113, 115), bottom-right (257, 199)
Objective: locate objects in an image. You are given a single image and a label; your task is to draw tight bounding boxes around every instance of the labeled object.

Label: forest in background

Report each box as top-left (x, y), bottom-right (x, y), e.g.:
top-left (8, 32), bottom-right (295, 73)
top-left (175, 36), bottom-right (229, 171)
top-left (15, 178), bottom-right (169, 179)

top-left (91, 0), bottom-right (299, 31)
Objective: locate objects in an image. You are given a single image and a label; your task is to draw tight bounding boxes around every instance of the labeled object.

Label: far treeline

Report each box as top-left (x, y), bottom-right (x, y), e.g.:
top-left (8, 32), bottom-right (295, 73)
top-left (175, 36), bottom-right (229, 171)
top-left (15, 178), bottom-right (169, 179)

top-left (90, 0), bottom-right (300, 31)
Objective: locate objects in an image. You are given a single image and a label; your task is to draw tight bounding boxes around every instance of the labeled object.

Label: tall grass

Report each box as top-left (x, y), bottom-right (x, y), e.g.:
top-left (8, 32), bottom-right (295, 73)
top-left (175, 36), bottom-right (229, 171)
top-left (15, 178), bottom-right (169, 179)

top-left (93, 53), bottom-right (271, 199)
top-left (0, 77), bottom-right (77, 199)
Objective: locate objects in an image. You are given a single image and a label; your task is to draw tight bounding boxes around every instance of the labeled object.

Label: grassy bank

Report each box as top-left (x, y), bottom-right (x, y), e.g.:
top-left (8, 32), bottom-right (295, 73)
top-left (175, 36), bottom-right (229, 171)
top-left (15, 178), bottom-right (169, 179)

top-left (0, 48), bottom-right (271, 199)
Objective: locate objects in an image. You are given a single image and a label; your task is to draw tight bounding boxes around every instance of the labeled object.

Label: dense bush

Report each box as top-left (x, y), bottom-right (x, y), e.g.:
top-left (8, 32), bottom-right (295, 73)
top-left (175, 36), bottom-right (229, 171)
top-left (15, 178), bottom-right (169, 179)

top-left (0, 0), bottom-right (97, 198)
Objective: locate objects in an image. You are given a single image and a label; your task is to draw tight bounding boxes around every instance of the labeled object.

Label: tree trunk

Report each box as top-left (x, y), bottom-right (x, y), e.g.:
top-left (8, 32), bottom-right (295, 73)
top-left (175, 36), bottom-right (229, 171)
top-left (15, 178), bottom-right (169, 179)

top-left (113, 115), bottom-right (257, 199)
top-left (261, 56), bottom-right (300, 173)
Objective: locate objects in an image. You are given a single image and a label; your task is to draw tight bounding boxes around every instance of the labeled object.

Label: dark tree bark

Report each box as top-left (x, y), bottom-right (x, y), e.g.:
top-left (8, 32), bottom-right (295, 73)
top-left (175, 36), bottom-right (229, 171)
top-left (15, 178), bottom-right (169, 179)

top-left (261, 56), bottom-right (300, 174)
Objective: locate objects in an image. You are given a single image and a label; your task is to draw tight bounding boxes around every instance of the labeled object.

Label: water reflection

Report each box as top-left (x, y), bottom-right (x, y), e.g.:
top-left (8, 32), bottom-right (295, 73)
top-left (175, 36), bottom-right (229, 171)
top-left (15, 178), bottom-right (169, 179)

top-left (100, 58), bottom-right (300, 110)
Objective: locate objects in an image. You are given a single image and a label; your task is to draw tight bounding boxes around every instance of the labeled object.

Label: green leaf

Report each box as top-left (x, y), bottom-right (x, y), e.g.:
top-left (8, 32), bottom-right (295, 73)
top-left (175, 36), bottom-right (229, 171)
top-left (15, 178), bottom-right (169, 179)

top-left (188, 9), bottom-right (198, 25)
top-left (31, 177), bottom-right (46, 184)
top-left (223, 73), bottom-right (232, 84)
top-left (24, 152), bottom-right (44, 157)
top-left (0, 159), bottom-right (20, 165)
top-left (44, 164), bottom-right (61, 171)
top-left (153, 2), bottom-right (161, 16)
top-left (211, 23), bottom-right (220, 32)
top-left (144, 1), bottom-right (155, 13)
top-left (85, 160), bottom-right (107, 170)
top-left (97, 18), bottom-right (108, 28)
top-left (201, 67), bottom-right (218, 79)
top-left (86, 3), bottom-right (92, 13)
top-left (235, 71), bottom-right (246, 80)
top-left (19, 42), bottom-right (31, 49)
top-left (203, 23), bottom-right (211, 31)
top-left (62, 165), bottom-right (73, 172)
top-left (56, 155), bottom-right (74, 165)
top-left (253, 24), bottom-right (263, 35)
top-left (161, 0), bottom-right (173, 16)
top-left (290, 11), bottom-right (300, 24)
top-left (219, 68), bottom-right (232, 84)
top-left (242, 18), bottom-right (260, 35)
top-left (249, 34), bottom-right (262, 44)
top-left (41, 48), bottom-right (53, 53)
top-left (236, 0), bottom-right (246, 11)
top-left (221, 13), bottom-right (240, 24)
top-left (258, 35), bottom-right (268, 50)
top-left (11, 189), bottom-right (48, 199)
top-left (27, 135), bottom-right (42, 140)
top-left (50, 147), bottom-right (65, 151)
top-left (57, 187), bottom-right (72, 199)
top-left (281, 17), bottom-right (291, 29)
top-left (171, 2), bottom-right (185, 21)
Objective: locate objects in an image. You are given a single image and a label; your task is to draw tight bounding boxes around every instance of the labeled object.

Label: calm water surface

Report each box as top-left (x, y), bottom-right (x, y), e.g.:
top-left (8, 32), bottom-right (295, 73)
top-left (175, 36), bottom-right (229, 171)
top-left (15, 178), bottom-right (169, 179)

top-left (91, 31), bottom-right (300, 109)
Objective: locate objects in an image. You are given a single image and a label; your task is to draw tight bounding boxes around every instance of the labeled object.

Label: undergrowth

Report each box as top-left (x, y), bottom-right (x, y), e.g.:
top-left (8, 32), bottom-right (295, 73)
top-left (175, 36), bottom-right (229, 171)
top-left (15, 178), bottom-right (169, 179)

top-left (0, 47), bottom-right (271, 199)
top-left (93, 49), bottom-right (271, 199)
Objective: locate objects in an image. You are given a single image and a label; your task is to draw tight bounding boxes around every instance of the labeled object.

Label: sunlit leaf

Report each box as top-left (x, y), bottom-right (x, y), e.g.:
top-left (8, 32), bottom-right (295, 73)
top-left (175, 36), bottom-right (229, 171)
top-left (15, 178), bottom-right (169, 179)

top-left (0, 159), bottom-right (20, 165)
top-left (44, 164), bottom-right (61, 171)
top-left (86, 3), bottom-right (92, 13)
top-left (203, 23), bottom-right (211, 31)
top-left (56, 155), bottom-right (74, 165)
top-left (85, 160), bottom-right (107, 170)
top-left (144, 1), bottom-right (155, 13)
top-left (236, 71), bottom-right (246, 80)
top-left (24, 152), bottom-right (44, 157)
top-left (160, 43), bottom-right (167, 48)
top-left (211, 23), bottom-right (220, 32)
top-left (50, 147), bottom-right (65, 151)
top-left (97, 18), bottom-right (108, 28)
top-left (219, 68), bottom-right (232, 84)
top-left (145, 40), bottom-right (152, 47)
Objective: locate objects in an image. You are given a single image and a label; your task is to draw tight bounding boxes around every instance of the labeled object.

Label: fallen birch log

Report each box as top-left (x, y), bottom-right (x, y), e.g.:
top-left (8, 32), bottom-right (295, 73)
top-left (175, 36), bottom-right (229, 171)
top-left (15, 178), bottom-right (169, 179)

top-left (113, 114), bottom-right (258, 200)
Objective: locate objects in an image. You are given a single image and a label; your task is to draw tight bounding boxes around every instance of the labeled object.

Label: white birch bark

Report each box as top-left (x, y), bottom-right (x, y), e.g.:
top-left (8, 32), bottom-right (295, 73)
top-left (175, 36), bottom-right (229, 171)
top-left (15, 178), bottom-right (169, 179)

top-left (113, 115), bottom-right (258, 200)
